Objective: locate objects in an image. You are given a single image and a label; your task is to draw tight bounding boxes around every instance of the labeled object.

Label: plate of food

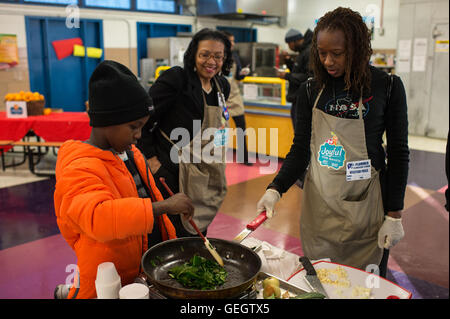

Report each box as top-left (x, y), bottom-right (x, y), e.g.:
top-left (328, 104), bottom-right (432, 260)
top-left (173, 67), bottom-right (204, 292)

top-left (256, 272), bottom-right (327, 299)
top-left (286, 261), bottom-right (412, 299)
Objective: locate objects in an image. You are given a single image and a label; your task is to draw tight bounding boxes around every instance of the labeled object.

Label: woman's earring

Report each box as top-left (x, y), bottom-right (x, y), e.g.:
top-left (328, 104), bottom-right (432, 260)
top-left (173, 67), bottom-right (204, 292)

top-left (194, 66), bottom-right (197, 72)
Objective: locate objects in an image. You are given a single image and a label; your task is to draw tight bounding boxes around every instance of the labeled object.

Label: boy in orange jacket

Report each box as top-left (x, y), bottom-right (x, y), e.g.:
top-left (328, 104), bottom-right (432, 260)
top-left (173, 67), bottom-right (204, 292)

top-left (54, 60), bottom-right (194, 299)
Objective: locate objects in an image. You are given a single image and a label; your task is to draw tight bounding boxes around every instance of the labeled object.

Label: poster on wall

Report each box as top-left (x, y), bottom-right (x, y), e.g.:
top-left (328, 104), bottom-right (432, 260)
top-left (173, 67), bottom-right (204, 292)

top-left (412, 38), bottom-right (428, 72)
top-left (397, 39), bottom-right (411, 73)
top-left (0, 34), bottom-right (19, 69)
top-left (435, 40), bottom-right (449, 52)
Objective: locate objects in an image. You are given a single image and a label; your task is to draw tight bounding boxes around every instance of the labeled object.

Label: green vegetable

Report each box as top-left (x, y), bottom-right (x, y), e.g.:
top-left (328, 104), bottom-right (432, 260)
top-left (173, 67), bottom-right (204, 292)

top-left (168, 255), bottom-right (227, 290)
top-left (290, 292), bottom-right (326, 299)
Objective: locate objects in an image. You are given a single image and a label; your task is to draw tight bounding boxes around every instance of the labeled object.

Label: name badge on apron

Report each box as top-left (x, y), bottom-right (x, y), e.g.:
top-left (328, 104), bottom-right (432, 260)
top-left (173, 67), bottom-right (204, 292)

top-left (346, 159), bottom-right (371, 181)
top-left (214, 128), bottom-right (229, 147)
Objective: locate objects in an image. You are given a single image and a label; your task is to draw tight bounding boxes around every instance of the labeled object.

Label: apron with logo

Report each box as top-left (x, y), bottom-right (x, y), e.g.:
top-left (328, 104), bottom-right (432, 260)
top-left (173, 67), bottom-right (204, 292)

top-left (161, 77), bottom-right (228, 234)
top-left (300, 87), bottom-right (384, 270)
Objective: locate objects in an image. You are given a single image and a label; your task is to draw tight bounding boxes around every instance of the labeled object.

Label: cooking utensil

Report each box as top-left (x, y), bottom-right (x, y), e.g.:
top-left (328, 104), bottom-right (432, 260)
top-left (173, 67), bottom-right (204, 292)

top-left (233, 211), bottom-right (268, 242)
top-left (159, 177), bottom-right (224, 267)
top-left (141, 237), bottom-right (261, 299)
top-left (299, 256), bottom-right (329, 298)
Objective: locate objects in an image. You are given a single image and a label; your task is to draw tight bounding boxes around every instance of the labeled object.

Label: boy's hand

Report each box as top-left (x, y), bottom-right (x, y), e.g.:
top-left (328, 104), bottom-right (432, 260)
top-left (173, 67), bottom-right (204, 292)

top-left (153, 193), bottom-right (194, 220)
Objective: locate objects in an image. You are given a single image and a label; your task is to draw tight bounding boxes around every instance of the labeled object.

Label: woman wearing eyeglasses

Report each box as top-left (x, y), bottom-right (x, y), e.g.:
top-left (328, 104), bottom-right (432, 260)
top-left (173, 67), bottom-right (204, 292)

top-left (137, 28), bottom-right (232, 240)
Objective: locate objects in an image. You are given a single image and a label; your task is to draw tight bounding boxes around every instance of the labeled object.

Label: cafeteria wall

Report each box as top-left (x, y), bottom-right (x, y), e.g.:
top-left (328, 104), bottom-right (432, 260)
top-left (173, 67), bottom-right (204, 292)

top-left (0, 14), bottom-right (30, 109)
top-left (280, 0), bottom-right (401, 50)
top-left (0, 0), bottom-right (406, 111)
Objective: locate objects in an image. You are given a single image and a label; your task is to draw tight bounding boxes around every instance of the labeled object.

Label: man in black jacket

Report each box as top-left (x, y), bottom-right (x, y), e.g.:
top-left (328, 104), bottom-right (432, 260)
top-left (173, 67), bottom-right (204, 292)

top-left (278, 28), bottom-right (313, 128)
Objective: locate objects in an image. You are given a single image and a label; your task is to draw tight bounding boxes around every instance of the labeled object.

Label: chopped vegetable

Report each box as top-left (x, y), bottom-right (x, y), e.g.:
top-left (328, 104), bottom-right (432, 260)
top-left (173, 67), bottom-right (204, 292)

top-left (262, 277), bottom-right (281, 299)
top-left (168, 255), bottom-right (227, 290)
top-left (263, 284), bottom-right (281, 299)
top-left (262, 277), bottom-right (280, 289)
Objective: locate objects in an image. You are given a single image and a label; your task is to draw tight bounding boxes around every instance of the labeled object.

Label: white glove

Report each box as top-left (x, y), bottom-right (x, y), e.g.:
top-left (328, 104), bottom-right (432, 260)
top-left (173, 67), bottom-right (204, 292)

top-left (239, 67), bottom-right (250, 76)
top-left (256, 189), bottom-right (281, 218)
top-left (377, 216), bottom-right (405, 249)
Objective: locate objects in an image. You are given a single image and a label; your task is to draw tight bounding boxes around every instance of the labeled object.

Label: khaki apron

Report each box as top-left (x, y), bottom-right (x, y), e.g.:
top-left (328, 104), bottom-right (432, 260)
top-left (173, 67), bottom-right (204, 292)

top-left (300, 87), bottom-right (384, 270)
top-left (161, 77), bottom-right (228, 234)
top-left (225, 62), bottom-right (245, 117)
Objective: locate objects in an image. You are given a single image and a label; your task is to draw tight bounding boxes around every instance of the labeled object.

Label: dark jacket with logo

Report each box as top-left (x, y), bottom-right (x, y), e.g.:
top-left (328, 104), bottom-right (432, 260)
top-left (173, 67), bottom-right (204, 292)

top-left (270, 66), bottom-right (410, 212)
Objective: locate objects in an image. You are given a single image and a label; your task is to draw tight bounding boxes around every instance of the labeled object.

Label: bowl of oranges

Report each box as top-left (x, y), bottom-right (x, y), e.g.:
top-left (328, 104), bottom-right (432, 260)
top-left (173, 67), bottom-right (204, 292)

top-left (4, 91), bottom-right (45, 115)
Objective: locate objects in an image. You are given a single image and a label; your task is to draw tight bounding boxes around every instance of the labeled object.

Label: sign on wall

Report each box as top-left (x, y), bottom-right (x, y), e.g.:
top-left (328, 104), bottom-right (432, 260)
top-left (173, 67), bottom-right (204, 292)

top-left (0, 34), bottom-right (19, 69)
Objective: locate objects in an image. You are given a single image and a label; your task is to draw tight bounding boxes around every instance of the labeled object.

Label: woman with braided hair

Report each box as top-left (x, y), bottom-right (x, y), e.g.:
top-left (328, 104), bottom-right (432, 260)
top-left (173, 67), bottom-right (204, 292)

top-left (256, 7), bottom-right (409, 276)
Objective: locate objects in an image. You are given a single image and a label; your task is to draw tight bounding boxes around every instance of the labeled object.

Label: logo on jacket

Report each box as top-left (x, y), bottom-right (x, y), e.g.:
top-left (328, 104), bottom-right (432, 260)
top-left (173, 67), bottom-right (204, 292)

top-left (318, 132), bottom-right (346, 170)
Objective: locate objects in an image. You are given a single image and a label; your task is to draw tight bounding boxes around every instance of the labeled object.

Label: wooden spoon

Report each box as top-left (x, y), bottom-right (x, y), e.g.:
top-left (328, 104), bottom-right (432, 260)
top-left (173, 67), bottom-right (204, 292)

top-left (159, 177), bottom-right (224, 267)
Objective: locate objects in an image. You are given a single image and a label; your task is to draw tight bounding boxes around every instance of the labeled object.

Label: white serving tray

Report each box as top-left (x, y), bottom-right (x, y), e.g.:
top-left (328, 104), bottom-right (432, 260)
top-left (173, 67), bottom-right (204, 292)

top-left (286, 261), bottom-right (412, 299)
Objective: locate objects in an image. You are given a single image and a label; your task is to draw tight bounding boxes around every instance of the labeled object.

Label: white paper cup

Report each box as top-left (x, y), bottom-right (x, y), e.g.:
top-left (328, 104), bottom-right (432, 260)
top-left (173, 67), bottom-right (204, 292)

top-left (95, 279), bottom-right (122, 299)
top-left (119, 283), bottom-right (149, 299)
top-left (95, 262), bottom-right (121, 299)
top-left (96, 262), bottom-right (120, 284)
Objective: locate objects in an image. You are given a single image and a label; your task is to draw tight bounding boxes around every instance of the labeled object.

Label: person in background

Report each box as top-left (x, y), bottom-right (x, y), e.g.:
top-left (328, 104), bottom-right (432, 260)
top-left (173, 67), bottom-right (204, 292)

top-left (53, 60), bottom-right (194, 299)
top-left (257, 7), bottom-right (409, 277)
top-left (278, 28), bottom-right (314, 128)
top-left (222, 31), bottom-right (252, 166)
top-left (137, 28), bottom-right (231, 238)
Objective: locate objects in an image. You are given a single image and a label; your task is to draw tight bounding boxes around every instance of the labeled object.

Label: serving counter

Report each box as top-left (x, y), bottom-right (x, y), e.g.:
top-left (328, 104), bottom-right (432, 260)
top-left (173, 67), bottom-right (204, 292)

top-left (227, 76), bottom-right (294, 159)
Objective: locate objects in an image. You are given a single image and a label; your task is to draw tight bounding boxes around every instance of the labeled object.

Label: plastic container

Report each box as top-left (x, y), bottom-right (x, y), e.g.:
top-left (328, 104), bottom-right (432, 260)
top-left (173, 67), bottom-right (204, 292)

top-left (95, 262), bottom-right (122, 299)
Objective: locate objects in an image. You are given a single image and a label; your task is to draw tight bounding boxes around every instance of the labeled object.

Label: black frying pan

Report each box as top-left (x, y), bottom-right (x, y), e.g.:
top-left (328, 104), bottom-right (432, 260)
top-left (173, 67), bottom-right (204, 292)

top-left (141, 237), bottom-right (261, 299)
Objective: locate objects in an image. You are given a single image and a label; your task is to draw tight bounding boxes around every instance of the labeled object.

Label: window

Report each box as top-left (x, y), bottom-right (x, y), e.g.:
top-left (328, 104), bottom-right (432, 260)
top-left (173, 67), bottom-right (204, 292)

top-left (137, 0), bottom-right (176, 13)
top-left (23, 0), bottom-right (78, 4)
top-left (1, 0), bottom-right (179, 13)
top-left (84, 0), bottom-right (130, 9)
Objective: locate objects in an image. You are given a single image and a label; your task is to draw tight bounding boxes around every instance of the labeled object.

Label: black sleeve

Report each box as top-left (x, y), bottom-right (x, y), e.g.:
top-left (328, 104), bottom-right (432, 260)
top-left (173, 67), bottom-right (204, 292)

top-left (137, 67), bottom-right (184, 159)
top-left (233, 53), bottom-right (246, 81)
top-left (384, 75), bottom-right (410, 211)
top-left (284, 57), bottom-right (294, 71)
top-left (284, 52), bottom-right (311, 88)
top-left (285, 72), bottom-right (309, 87)
top-left (270, 82), bottom-right (313, 194)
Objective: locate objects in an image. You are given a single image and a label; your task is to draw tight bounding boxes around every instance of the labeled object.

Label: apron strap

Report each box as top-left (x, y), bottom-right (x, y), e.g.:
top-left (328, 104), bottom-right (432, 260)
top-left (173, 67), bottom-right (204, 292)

top-left (357, 92), bottom-right (363, 120)
top-left (159, 128), bottom-right (177, 148)
top-left (313, 86), bottom-right (325, 109)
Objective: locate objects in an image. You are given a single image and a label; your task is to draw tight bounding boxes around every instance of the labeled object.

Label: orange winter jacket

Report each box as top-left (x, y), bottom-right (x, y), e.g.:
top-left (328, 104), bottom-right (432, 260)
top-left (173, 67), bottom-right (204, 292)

top-left (54, 140), bottom-right (176, 299)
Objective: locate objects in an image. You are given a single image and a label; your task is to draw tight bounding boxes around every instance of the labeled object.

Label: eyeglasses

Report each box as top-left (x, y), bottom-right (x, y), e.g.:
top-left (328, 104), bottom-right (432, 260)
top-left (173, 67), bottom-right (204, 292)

top-left (198, 52), bottom-right (225, 62)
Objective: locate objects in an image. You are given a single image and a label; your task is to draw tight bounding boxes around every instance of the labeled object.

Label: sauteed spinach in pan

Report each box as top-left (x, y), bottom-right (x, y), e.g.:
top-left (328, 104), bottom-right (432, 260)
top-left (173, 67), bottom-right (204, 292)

top-left (168, 255), bottom-right (227, 290)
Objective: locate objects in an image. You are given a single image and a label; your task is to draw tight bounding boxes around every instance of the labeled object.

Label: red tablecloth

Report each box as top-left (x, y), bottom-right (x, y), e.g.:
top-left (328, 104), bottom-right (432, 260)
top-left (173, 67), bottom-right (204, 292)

top-left (0, 111), bottom-right (91, 152)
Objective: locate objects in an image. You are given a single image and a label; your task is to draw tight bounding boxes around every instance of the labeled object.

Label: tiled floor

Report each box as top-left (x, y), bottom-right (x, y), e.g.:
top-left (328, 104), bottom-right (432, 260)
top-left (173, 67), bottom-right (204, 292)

top-left (0, 135), bottom-right (448, 299)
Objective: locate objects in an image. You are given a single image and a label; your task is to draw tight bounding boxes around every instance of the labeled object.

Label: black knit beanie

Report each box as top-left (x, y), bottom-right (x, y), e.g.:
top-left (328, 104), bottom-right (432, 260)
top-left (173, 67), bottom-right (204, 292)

top-left (88, 60), bottom-right (153, 127)
top-left (285, 28), bottom-right (304, 43)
